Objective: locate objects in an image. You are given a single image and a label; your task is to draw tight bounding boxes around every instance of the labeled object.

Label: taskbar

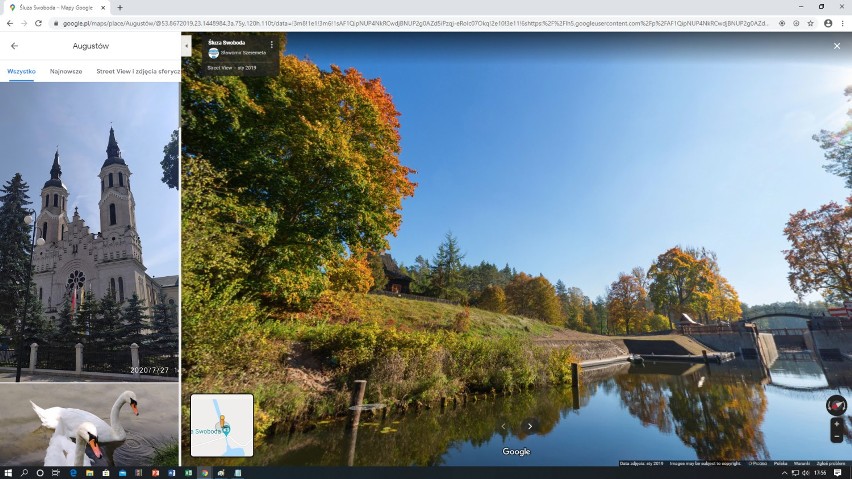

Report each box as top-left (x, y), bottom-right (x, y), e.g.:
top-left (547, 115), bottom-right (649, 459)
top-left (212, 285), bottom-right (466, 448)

top-left (2, 464), bottom-right (851, 479)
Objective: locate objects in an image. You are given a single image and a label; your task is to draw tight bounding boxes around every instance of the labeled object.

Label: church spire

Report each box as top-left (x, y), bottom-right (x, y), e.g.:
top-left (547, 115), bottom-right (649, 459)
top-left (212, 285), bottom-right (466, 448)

top-left (103, 126), bottom-right (126, 167)
top-left (43, 148), bottom-right (66, 188)
top-left (50, 148), bottom-right (61, 179)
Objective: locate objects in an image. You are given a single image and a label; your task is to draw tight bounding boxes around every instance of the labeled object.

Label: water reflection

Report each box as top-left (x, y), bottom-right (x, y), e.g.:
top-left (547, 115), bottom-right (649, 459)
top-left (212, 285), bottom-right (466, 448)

top-left (243, 357), bottom-right (851, 466)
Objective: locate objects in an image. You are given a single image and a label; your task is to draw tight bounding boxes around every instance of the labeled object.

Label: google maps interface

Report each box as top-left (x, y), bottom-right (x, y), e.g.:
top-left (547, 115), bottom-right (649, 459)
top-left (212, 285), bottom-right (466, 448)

top-left (180, 31), bottom-right (852, 467)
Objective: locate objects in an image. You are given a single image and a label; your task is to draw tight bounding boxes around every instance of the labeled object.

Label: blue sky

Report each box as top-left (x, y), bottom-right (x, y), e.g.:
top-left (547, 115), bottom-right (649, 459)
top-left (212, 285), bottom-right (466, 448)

top-left (0, 83), bottom-right (179, 278)
top-left (286, 33), bottom-right (851, 306)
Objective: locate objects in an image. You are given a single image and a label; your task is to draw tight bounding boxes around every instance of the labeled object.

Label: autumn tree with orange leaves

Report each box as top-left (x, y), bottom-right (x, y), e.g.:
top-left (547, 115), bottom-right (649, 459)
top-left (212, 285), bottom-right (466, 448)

top-left (784, 197), bottom-right (852, 303)
top-left (648, 246), bottom-right (742, 327)
top-left (606, 271), bottom-right (651, 335)
top-left (181, 35), bottom-right (416, 310)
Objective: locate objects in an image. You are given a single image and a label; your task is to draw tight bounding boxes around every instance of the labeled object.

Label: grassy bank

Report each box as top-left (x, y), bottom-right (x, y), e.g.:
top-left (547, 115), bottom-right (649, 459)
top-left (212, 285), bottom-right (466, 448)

top-left (182, 292), bottom-right (578, 455)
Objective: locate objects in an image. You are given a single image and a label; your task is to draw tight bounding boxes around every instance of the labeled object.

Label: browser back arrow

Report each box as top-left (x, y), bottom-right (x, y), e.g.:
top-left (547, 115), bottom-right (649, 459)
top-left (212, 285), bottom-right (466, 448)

top-left (11, 42), bottom-right (18, 50)
top-left (6, 20), bottom-right (12, 27)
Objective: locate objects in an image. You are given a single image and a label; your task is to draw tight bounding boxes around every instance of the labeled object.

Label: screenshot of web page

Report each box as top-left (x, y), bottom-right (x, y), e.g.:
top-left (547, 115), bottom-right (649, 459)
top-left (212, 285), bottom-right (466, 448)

top-left (0, 1), bottom-right (850, 478)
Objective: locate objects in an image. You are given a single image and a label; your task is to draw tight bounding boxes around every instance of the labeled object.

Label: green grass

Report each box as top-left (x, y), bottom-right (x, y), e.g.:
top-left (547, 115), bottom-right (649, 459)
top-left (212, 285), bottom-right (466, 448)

top-left (341, 293), bottom-right (561, 338)
top-left (151, 441), bottom-right (179, 465)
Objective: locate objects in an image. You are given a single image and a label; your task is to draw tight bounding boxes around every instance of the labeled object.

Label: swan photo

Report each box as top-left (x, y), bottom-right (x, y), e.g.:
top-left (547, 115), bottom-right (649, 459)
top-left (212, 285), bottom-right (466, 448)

top-left (0, 382), bottom-right (178, 466)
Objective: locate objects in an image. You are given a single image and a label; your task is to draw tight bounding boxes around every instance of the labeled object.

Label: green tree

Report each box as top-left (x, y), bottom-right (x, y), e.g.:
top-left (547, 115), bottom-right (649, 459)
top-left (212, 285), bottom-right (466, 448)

top-left (150, 293), bottom-right (178, 353)
top-left (161, 129), bottom-right (179, 190)
top-left (74, 292), bottom-right (99, 345)
top-left (93, 292), bottom-right (123, 350)
top-left (52, 298), bottom-right (76, 344)
top-left (21, 285), bottom-right (49, 340)
top-left (430, 231), bottom-right (466, 301)
top-left (182, 40), bottom-right (416, 310)
top-left (405, 255), bottom-right (433, 295)
top-left (812, 86), bottom-right (852, 189)
top-left (0, 174), bottom-right (37, 336)
top-left (593, 296), bottom-right (609, 335)
top-left (120, 293), bottom-right (147, 348)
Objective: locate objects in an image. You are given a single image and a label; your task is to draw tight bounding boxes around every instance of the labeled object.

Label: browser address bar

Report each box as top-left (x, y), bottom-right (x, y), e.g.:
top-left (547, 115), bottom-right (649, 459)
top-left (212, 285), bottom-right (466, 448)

top-left (45, 15), bottom-right (841, 32)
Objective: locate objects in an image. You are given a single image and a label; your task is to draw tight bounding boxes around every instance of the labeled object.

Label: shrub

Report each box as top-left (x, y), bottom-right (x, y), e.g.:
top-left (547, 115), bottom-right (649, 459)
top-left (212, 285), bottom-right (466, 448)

top-left (453, 308), bottom-right (471, 333)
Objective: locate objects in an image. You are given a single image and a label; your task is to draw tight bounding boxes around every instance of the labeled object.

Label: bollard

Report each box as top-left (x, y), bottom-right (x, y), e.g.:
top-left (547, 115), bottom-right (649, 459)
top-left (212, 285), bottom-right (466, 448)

top-left (29, 343), bottom-right (38, 372)
top-left (348, 379), bottom-right (367, 429)
top-left (75, 343), bottom-right (83, 375)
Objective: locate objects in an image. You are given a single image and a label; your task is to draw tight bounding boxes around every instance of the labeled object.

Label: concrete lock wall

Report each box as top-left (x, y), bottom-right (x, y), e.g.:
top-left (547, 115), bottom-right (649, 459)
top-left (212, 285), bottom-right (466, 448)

top-left (757, 333), bottom-right (779, 366)
top-left (804, 330), bottom-right (852, 356)
top-left (689, 331), bottom-right (777, 366)
top-left (689, 332), bottom-right (755, 356)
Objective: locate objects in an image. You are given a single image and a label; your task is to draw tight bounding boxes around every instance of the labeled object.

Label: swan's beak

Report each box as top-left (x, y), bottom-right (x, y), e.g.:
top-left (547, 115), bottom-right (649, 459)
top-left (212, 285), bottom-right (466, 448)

top-left (131, 403), bottom-right (139, 416)
top-left (89, 439), bottom-right (102, 459)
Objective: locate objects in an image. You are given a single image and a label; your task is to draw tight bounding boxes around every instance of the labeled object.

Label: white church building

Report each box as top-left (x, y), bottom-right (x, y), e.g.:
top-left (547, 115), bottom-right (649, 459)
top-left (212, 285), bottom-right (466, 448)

top-left (31, 127), bottom-right (178, 321)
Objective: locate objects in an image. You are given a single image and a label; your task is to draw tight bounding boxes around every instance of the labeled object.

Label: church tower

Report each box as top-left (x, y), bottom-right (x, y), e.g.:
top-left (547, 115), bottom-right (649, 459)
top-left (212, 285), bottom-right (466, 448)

top-left (98, 127), bottom-right (137, 234)
top-left (36, 149), bottom-right (70, 243)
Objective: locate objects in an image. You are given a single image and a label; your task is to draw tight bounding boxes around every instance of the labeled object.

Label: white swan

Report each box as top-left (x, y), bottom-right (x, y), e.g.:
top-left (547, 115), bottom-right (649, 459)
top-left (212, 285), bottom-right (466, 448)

top-left (44, 421), bottom-right (103, 466)
top-left (31, 390), bottom-right (139, 442)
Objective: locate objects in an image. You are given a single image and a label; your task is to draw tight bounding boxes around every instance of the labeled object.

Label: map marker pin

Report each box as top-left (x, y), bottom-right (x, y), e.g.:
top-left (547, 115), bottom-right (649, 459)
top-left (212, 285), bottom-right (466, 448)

top-left (222, 424), bottom-right (231, 437)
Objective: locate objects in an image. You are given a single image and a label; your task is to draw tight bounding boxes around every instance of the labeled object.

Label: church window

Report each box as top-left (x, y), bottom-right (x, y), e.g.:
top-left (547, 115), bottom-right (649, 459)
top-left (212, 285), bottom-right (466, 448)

top-left (53, 194), bottom-right (58, 207)
top-left (118, 277), bottom-right (124, 302)
top-left (109, 203), bottom-right (116, 225)
top-left (44, 195), bottom-right (48, 207)
top-left (108, 173), bottom-right (114, 187)
top-left (118, 172), bottom-right (124, 187)
top-left (101, 179), bottom-right (104, 192)
top-left (42, 222), bottom-right (47, 241)
top-left (110, 278), bottom-right (116, 299)
top-left (66, 270), bottom-right (85, 291)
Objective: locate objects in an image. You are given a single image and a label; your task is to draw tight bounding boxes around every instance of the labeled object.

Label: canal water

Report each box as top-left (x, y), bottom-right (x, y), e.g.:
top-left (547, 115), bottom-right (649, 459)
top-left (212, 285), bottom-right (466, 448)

top-left (252, 356), bottom-right (851, 465)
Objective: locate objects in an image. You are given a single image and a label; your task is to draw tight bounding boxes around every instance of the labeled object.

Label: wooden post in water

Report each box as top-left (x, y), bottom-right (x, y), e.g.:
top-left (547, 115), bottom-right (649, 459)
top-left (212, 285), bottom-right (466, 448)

top-left (346, 379), bottom-right (367, 467)
top-left (702, 350), bottom-right (708, 364)
top-left (571, 363), bottom-right (580, 411)
top-left (348, 379), bottom-right (367, 429)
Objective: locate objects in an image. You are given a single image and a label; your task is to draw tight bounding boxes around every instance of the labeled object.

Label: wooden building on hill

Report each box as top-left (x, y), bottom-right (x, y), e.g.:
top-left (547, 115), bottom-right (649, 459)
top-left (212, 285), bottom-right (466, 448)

top-left (380, 253), bottom-right (413, 294)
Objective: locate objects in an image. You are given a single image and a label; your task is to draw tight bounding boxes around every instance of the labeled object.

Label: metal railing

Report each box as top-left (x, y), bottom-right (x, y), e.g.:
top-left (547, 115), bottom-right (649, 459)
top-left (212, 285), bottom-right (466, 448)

top-left (810, 318), bottom-right (852, 331)
top-left (35, 344), bottom-right (76, 371)
top-left (83, 347), bottom-right (133, 374)
top-left (0, 348), bottom-right (17, 367)
top-left (139, 348), bottom-right (179, 377)
top-left (765, 328), bottom-right (808, 336)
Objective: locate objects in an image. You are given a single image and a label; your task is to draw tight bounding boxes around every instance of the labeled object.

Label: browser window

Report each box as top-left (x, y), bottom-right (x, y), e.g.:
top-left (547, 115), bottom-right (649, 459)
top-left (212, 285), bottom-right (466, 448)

top-left (0, 1), bottom-right (850, 478)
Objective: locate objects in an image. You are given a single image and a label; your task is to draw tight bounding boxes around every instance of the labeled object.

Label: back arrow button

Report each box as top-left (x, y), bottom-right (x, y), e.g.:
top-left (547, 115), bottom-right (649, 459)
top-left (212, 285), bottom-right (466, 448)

top-left (6, 20), bottom-right (12, 27)
top-left (11, 42), bottom-right (18, 50)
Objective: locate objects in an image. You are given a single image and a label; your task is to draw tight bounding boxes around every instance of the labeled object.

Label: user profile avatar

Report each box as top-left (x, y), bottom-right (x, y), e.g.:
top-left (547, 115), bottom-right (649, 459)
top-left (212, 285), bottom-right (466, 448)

top-left (208, 48), bottom-right (220, 59)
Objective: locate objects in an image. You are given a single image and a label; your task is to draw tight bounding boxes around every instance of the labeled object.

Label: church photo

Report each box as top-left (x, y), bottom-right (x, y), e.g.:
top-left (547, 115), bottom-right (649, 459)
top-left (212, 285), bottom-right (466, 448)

top-left (0, 83), bottom-right (180, 383)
